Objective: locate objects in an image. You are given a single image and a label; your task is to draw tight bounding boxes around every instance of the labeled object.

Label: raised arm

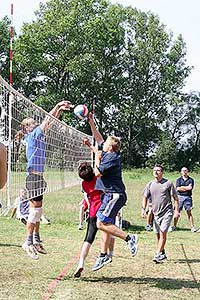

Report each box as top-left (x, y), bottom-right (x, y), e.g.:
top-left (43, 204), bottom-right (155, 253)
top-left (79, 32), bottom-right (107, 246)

top-left (83, 137), bottom-right (98, 154)
top-left (0, 143), bottom-right (7, 189)
top-left (41, 100), bottom-right (74, 132)
top-left (87, 113), bottom-right (104, 145)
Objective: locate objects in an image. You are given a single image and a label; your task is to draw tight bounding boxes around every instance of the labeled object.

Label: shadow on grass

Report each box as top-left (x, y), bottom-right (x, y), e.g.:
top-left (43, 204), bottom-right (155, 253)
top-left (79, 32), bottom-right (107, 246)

top-left (173, 227), bottom-right (191, 232)
top-left (175, 259), bottom-right (200, 264)
top-left (81, 276), bottom-right (200, 290)
top-left (0, 243), bottom-right (21, 248)
top-left (128, 224), bottom-right (146, 232)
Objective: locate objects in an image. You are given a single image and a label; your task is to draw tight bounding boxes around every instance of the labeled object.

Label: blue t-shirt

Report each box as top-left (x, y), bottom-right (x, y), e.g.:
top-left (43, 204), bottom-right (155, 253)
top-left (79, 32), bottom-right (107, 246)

top-left (176, 176), bottom-right (194, 196)
top-left (95, 151), bottom-right (126, 194)
top-left (25, 126), bottom-right (46, 174)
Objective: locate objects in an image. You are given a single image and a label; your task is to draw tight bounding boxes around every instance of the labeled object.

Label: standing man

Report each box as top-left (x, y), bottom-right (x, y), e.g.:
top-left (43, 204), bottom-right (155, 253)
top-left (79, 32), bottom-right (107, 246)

top-left (169, 167), bottom-right (196, 232)
top-left (142, 164), bottom-right (179, 263)
top-left (20, 100), bottom-right (73, 260)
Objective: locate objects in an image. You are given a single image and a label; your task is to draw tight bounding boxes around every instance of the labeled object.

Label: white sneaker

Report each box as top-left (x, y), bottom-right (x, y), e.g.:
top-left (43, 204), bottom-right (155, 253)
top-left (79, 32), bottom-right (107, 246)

top-left (78, 224), bottom-right (83, 230)
top-left (168, 226), bottom-right (176, 232)
top-left (146, 224), bottom-right (152, 231)
top-left (127, 234), bottom-right (138, 257)
top-left (191, 227), bottom-right (197, 233)
top-left (153, 252), bottom-right (167, 263)
top-left (22, 242), bottom-right (39, 260)
top-left (34, 243), bottom-right (47, 254)
top-left (92, 255), bottom-right (112, 271)
top-left (40, 215), bottom-right (50, 225)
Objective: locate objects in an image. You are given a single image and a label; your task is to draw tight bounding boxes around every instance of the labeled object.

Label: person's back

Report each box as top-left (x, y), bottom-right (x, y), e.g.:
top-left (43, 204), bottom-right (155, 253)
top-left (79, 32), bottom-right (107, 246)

top-left (95, 136), bottom-right (126, 195)
top-left (95, 150), bottom-right (125, 194)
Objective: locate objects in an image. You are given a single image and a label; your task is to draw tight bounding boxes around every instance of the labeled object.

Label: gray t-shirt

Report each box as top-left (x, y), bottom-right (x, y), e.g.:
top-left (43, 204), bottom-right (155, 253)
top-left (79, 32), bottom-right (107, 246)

top-left (144, 178), bottom-right (177, 216)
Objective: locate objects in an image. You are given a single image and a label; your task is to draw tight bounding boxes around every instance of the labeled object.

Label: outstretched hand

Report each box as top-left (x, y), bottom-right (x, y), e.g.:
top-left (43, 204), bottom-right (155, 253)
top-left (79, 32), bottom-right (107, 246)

top-left (87, 112), bottom-right (94, 124)
top-left (83, 137), bottom-right (91, 147)
top-left (58, 100), bottom-right (74, 111)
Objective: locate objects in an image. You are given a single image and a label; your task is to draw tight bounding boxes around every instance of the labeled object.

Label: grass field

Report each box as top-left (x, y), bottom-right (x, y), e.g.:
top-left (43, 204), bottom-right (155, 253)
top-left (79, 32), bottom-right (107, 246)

top-left (1, 169), bottom-right (200, 300)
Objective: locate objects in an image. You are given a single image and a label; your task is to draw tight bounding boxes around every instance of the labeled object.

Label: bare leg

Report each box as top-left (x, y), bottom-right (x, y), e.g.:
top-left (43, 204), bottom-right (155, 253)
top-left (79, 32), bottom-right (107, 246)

top-left (186, 210), bottom-right (195, 228)
top-left (97, 220), bottom-right (127, 240)
top-left (156, 231), bottom-right (167, 253)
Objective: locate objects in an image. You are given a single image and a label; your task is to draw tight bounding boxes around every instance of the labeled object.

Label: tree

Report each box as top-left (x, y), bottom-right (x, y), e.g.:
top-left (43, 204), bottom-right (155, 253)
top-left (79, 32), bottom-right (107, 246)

top-left (147, 137), bottom-right (177, 171)
top-left (12, 0), bottom-right (192, 167)
top-left (0, 16), bottom-right (12, 81)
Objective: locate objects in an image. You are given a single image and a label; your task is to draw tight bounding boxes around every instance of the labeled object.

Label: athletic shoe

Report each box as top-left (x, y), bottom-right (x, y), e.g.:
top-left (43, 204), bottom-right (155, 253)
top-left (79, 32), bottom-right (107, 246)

top-left (78, 224), bottom-right (83, 230)
top-left (168, 226), bottom-right (176, 232)
top-left (20, 218), bottom-right (27, 225)
top-left (34, 243), bottom-right (47, 254)
top-left (196, 227), bottom-right (200, 233)
top-left (146, 224), bottom-right (152, 231)
top-left (73, 267), bottom-right (84, 278)
top-left (40, 215), bottom-right (51, 225)
top-left (153, 252), bottom-right (167, 263)
top-left (127, 234), bottom-right (138, 257)
top-left (191, 227), bottom-right (197, 233)
top-left (22, 242), bottom-right (39, 260)
top-left (92, 255), bottom-right (112, 271)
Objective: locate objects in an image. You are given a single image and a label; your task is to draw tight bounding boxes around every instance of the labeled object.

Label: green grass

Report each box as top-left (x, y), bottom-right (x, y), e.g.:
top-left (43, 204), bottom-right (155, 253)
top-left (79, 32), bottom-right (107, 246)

top-left (1, 169), bottom-right (200, 300)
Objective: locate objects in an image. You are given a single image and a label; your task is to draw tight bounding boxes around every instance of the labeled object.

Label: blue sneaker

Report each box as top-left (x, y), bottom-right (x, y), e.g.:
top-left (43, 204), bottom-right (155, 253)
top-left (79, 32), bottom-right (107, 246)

top-left (127, 234), bottom-right (138, 257)
top-left (92, 255), bottom-right (112, 271)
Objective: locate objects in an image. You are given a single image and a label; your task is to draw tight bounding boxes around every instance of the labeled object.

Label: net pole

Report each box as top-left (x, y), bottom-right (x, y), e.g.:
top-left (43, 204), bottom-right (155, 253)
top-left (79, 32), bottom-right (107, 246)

top-left (7, 3), bottom-right (14, 208)
top-left (10, 3), bottom-right (13, 87)
top-left (92, 99), bottom-right (96, 167)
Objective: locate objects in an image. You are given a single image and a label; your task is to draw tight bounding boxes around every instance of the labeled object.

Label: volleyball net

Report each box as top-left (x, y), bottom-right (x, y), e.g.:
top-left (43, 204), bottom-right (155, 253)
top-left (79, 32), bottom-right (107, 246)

top-left (0, 75), bottom-right (92, 215)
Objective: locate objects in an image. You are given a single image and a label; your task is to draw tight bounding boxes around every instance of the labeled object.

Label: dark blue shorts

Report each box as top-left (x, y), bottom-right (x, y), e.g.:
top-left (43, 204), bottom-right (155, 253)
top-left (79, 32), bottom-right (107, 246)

top-left (178, 195), bottom-right (193, 211)
top-left (96, 192), bottom-right (127, 224)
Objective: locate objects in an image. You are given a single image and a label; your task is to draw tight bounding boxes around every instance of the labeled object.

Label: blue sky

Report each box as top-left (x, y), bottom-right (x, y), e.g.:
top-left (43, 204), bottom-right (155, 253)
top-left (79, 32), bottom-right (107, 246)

top-left (1, 0), bottom-right (199, 92)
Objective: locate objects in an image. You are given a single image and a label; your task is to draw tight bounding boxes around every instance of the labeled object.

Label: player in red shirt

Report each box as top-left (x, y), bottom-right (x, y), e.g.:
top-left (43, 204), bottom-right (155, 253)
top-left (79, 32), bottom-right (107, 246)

top-left (74, 162), bottom-right (114, 277)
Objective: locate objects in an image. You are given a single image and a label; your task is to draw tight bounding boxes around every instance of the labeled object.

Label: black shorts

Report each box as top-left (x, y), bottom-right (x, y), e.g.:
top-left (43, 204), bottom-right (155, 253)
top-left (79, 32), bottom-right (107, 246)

top-left (84, 217), bottom-right (98, 244)
top-left (26, 174), bottom-right (47, 201)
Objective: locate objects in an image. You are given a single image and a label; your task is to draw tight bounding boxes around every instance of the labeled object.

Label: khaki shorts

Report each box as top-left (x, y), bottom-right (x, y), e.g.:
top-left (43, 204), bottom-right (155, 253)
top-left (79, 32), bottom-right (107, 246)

top-left (153, 209), bottom-right (173, 233)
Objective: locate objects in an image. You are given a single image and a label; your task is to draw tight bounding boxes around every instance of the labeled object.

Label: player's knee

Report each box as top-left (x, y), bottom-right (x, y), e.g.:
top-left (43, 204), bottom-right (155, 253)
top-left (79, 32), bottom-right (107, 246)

top-left (97, 219), bottom-right (104, 229)
top-left (28, 207), bottom-right (43, 224)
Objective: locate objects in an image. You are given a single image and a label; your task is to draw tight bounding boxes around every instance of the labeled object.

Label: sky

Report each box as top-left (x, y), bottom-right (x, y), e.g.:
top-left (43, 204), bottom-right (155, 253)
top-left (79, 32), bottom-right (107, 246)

top-left (1, 0), bottom-right (199, 93)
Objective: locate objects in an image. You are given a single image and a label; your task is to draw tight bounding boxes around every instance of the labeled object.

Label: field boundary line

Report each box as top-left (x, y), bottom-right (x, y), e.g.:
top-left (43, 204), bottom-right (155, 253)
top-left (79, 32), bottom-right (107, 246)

top-left (180, 243), bottom-right (200, 293)
top-left (42, 249), bottom-right (80, 300)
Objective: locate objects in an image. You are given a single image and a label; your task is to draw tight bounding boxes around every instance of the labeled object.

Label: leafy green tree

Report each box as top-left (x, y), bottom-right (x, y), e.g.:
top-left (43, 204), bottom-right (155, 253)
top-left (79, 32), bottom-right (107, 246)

top-left (147, 137), bottom-right (177, 171)
top-left (12, 0), bottom-right (192, 167)
top-left (0, 17), bottom-right (12, 81)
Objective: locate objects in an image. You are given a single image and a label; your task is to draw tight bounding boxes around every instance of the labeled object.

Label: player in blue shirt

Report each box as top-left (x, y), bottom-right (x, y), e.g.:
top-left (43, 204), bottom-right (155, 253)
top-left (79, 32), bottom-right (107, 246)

top-left (20, 100), bottom-right (74, 259)
top-left (84, 113), bottom-right (138, 271)
top-left (169, 167), bottom-right (196, 232)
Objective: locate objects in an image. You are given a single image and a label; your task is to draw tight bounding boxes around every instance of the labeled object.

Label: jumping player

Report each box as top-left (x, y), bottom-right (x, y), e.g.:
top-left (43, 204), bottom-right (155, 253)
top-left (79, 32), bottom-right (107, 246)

top-left (74, 162), bottom-right (115, 277)
top-left (83, 113), bottom-right (138, 271)
top-left (20, 100), bottom-right (73, 260)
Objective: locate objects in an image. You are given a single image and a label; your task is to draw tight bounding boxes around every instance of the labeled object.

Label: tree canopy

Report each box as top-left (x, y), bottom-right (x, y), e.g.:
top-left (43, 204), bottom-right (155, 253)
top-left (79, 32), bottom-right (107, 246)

top-left (1, 0), bottom-right (199, 170)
